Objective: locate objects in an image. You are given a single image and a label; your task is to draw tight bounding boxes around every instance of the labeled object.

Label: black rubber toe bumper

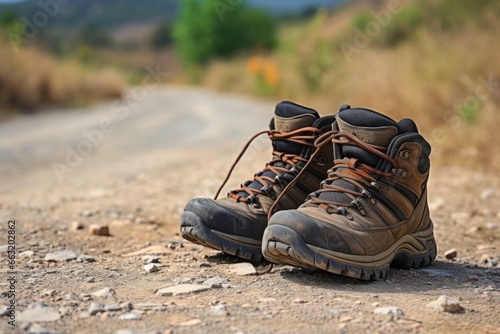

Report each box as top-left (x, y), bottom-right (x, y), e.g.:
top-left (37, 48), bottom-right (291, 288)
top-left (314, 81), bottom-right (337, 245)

top-left (180, 198), bottom-right (264, 262)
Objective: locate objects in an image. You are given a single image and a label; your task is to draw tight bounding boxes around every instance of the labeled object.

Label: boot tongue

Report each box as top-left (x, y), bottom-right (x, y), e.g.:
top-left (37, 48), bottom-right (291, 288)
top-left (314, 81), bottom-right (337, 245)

top-left (273, 101), bottom-right (319, 155)
top-left (336, 108), bottom-right (400, 166)
top-left (235, 101), bottom-right (319, 199)
top-left (316, 108), bottom-right (400, 207)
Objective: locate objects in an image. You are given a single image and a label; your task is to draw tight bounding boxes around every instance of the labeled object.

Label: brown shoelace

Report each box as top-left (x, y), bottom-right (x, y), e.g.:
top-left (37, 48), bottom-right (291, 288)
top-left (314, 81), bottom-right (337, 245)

top-left (269, 130), bottom-right (399, 218)
top-left (214, 127), bottom-right (323, 203)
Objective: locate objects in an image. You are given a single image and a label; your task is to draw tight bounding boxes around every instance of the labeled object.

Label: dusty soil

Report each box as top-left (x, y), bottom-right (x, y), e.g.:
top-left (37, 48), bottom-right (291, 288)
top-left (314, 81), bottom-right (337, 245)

top-left (0, 87), bottom-right (499, 334)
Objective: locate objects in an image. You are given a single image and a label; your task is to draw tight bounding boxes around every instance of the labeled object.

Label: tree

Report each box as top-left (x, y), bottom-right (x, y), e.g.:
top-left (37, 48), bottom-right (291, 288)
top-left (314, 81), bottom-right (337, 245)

top-left (173, 0), bottom-right (277, 67)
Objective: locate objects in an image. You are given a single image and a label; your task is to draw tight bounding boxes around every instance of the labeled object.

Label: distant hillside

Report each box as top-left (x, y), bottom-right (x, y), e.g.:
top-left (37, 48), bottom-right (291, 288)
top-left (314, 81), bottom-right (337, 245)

top-left (0, 0), bottom-right (347, 48)
top-left (0, 0), bottom-right (346, 31)
top-left (0, 0), bottom-right (176, 31)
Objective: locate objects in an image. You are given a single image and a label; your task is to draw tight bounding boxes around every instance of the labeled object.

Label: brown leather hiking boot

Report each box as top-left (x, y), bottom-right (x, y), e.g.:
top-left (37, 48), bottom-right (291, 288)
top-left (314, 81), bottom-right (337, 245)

top-left (262, 106), bottom-right (436, 279)
top-left (180, 101), bottom-right (339, 262)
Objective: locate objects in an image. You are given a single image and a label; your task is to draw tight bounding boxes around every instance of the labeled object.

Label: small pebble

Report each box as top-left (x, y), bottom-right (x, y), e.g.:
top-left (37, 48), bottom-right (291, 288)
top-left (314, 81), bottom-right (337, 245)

top-left (144, 263), bottom-right (160, 273)
top-left (89, 224), bottom-right (110, 236)
top-left (44, 250), bottom-right (78, 262)
top-left (427, 295), bottom-right (463, 313)
top-left (81, 210), bottom-right (93, 217)
top-left (92, 287), bottom-right (116, 299)
top-left (211, 305), bottom-right (229, 316)
top-left (292, 298), bottom-right (307, 304)
top-left (120, 313), bottom-right (142, 320)
top-left (77, 255), bottom-right (96, 263)
top-left (141, 255), bottom-right (160, 264)
top-left (89, 302), bottom-right (104, 316)
top-left (71, 221), bottom-right (84, 231)
top-left (481, 189), bottom-right (495, 200)
top-left (444, 249), bottom-right (457, 260)
top-left (374, 306), bottom-right (404, 316)
top-left (156, 284), bottom-right (210, 296)
top-left (203, 276), bottom-right (228, 289)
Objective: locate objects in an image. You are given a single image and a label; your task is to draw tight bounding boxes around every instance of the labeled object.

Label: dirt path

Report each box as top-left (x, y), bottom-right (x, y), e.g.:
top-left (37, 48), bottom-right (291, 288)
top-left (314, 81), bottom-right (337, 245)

top-left (0, 86), bottom-right (499, 334)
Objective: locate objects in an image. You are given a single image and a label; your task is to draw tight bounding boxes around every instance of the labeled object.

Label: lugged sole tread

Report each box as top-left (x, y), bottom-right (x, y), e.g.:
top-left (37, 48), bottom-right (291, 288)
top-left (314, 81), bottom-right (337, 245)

top-left (263, 225), bottom-right (436, 281)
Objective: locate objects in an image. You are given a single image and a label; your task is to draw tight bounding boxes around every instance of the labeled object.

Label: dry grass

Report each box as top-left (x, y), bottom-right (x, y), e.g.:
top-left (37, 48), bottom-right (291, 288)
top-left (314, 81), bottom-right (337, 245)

top-left (0, 37), bottom-right (126, 111)
top-left (200, 4), bottom-right (500, 170)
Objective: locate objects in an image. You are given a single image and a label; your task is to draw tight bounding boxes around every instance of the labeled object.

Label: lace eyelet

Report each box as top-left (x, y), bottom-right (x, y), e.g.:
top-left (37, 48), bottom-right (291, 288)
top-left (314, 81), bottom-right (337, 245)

top-left (370, 198), bottom-right (377, 205)
top-left (399, 150), bottom-right (411, 159)
top-left (359, 208), bottom-right (366, 216)
top-left (346, 213), bottom-right (353, 220)
top-left (313, 153), bottom-right (328, 166)
top-left (337, 207), bottom-right (347, 215)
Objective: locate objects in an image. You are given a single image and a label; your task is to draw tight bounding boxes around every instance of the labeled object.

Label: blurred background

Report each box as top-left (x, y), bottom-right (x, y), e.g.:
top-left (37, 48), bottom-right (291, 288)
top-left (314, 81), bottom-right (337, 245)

top-left (0, 0), bottom-right (499, 169)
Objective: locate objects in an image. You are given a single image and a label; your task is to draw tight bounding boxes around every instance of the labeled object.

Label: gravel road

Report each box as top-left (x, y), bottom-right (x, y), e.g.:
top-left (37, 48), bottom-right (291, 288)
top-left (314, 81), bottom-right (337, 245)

top-left (0, 86), bottom-right (498, 334)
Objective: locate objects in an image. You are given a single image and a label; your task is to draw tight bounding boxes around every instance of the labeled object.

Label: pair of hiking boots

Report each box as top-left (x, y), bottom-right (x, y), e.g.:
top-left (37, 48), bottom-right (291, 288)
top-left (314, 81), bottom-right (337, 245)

top-left (180, 101), bottom-right (436, 280)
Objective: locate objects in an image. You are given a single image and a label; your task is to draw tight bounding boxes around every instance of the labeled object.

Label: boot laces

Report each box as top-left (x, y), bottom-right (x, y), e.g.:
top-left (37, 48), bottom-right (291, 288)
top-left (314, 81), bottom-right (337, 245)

top-left (214, 127), bottom-right (322, 205)
top-left (308, 131), bottom-right (398, 214)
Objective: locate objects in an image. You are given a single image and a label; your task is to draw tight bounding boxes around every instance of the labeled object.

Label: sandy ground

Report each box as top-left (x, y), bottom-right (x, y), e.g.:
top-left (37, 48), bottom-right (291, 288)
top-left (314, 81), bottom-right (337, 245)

top-left (0, 86), bottom-right (499, 334)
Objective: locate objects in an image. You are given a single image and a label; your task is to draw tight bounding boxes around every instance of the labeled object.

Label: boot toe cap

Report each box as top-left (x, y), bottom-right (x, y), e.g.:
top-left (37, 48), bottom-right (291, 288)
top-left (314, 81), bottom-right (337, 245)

top-left (182, 198), bottom-right (265, 240)
top-left (267, 209), bottom-right (363, 255)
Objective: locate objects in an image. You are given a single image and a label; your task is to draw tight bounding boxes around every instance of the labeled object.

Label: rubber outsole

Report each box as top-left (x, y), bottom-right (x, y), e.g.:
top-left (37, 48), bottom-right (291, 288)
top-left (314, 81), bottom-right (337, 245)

top-left (180, 211), bottom-right (263, 262)
top-left (262, 224), bottom-right (437, 280)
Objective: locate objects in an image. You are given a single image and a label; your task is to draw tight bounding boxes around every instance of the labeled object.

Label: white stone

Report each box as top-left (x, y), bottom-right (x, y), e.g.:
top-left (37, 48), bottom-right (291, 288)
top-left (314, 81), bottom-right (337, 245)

top-left (119, 313), bottom-right (142, 320)
top-left (77, 255), bottom-right (96, 263)
top-left (374, 306), bottom-right (404, 316)
top-left (481, 189), bottom-right (495, 200)
top-left (92, 287), bottom-right (116, 299)
top-left (203, 276), bottom-right (228, 288)
top-left (44, 250), bottom-right (78, 262)
top-left (211, 305), bottom-right (228, 316)
top-left (88, 302), bottom-right (104, 316)
top-left (141, 255), bottom-right (160, 264)
top-left (18, 305), bottom-right (61, 322)
top-left (144, 263), bottom-right (160, 273)
top-left (0, 305), bottom-right (9, 316)
top-left (427, 295), bottom-right (462, 313)
top-left (228, 263), bottom-right (256, 276)
top-left (156, 284), bottom-right (210, 296)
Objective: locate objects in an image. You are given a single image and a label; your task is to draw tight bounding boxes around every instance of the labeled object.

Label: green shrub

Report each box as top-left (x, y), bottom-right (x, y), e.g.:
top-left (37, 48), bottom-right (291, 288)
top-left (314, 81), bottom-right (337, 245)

top-left (173, 0), bottom-right (277, 67)
top-left (380, 3), bottom-right (424, 47)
